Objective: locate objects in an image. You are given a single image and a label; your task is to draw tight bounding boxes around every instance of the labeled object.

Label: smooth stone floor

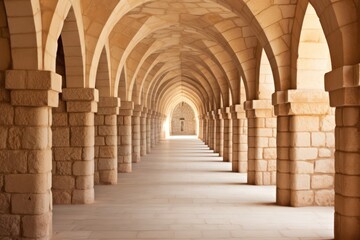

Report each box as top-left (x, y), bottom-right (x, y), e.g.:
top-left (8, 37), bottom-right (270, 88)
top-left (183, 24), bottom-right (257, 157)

top-left (53, 136), bottom-right (333, 240)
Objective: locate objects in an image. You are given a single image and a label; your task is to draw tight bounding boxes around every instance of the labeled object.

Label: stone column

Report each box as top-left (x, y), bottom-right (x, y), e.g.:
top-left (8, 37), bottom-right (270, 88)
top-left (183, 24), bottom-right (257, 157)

top-left (118, 101), bottom-right (134, 173)
top-left (325, 67), bottom-right (359, 239)
top-left (245, 100), bottom-right (277, 185)
top-left (151, 111), bottom-right (156, 147)
top-left (273, 90), bottom-right (335, 207)
top-left (202, 115), bottom-right (208, 144)
top-left (94, 97), bottom-right (120, 185)
top-left (140, 108), bottom-right (147, 156)
top-left (132, 104), bottom-right (142, 163)
top-left (223, 107), bottom-right (233, 162)
top-left (53, 88), bottom-right (98, 205)
top-left (231, 104), bottom-right (248, 173)
top-left (155, 112), bottom-right (160, 144)
top-left (216, 109), bottom-right (224, 156)
top-left (198, 115), bottom-right (204, 140)
top-left (208, 111), bottom-right (215, 150)
top-left (2, 70), bottom-right (61, 239)
top-left (161, 114), bottom-right (166, 140)
top-left (146, 110), bottom-right (152, 153)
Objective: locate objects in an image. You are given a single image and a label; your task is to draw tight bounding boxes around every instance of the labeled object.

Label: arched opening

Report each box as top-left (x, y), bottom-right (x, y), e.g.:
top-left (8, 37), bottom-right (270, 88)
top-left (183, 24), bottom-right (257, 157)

top-left (52, 7), bottom-right (94, 205)
top-left (170, 102), bottom-right (196, 136)
top-left (294, 3), bottom-right (334, 206)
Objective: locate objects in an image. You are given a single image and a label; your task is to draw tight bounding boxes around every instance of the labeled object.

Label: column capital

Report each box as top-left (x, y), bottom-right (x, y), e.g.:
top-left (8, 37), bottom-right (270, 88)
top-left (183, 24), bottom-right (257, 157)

top-left (230, 104), bottom-right (245, 119)
top-left (119, 101), bottom-right (134, 116)
top-left (325, 65), bottom-right (360, 107)
top-left (244, 99), bottom-right (273, 118)
top-left (62, 88), bottom-right (99, 113)
top-left (5, 70), bottom-right (62, 107)
top-left (133, 104), bottom-right (143, 117)
top-left (141, 107), bottom-right (148, 117)
top-left (272, 89), bottom-right (329, 116)
top-left (97, 97), bottom-right (120, 115)
top-left (219, 107), bottom-right (231, 120)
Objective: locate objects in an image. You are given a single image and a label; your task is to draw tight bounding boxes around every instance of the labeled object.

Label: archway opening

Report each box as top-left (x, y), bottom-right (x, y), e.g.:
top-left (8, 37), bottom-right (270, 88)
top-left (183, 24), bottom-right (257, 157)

top-left (170, 102), bottom-right (196, 136)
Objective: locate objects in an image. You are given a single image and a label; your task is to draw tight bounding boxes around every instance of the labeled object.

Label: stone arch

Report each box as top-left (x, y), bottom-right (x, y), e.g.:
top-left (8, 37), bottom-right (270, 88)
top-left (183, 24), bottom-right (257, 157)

top-left (309, 0), bottom-right (360, 69)
top-left (95, 46), bottom-right (112, 97)
top-left (4, 0), bottom-right (42, 69)
top-left (44, 2), bottom-right (86, 88)
top-left (51, 5), bottom-right (94, 206)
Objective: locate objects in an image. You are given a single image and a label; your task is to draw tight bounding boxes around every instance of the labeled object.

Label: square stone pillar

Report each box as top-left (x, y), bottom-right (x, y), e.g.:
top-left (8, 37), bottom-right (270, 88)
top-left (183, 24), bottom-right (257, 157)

top-left (273, 89), bottom-right (335, 207)
top-left (245, 100), bottom-right (277, 185)
top-left (198, 115), bottom-right (204, 140)
top-left (155, 112), bottom-right (160, 144)
top-left (146, 110), bottom-right (152, 153)
top-left (216, 109), bottom-right (224, 157)
top-left (132, 104), bottom-right (142, 163)
top-left (207, 111), bottom-right (215, 150)
top-left (56, 88), bottom-right (98, 205)
top-left (94, 97), bottom-right (120, 185)
top-left (325, 66), bottom-right (360, 239)
top-left (223, 107), bottom-right (233, 162)
top-left (202, 115), bottom-right (208, 145)
top-left (160, 114), bottom-right (166, 140)
top-left (140, 108), bottom-right (147, 156)
top-left (118, 101), bottom-right (134, 173)
top-left (231, 104), bottom-right (248, 173)
top-left (151, 110), bottom-right (156, 147)
top-left (2, 70), bottom-right (61, 239)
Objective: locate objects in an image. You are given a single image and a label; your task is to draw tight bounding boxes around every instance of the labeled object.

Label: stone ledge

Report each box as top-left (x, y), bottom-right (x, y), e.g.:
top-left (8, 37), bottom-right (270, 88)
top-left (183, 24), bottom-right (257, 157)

top-left (5, 70), bottom-right (62, 92)
top-left (62, 88), bottom-right (99, 102)
top-left (325, 64), bottom-right (360, 92)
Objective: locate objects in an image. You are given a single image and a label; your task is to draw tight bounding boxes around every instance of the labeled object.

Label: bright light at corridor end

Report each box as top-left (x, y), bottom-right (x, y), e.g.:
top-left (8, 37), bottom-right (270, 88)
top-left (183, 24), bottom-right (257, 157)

top-left (164, 99), bottom-right (199, 139)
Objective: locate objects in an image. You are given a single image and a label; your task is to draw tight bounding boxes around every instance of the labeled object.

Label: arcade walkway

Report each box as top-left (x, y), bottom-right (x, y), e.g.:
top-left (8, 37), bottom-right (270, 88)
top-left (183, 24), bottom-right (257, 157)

top-left (53, 137), bottom-right (333, 240)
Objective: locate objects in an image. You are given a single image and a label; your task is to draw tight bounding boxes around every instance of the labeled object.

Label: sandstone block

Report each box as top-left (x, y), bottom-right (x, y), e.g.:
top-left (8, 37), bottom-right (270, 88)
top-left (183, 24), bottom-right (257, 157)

top-left (290, 148), bottom-right (318, 160)
top-left (52, 190), bottom-right (71, 204)
top-left (82, 147), bottom-right (95, 161)
top-left (11, 193), bottom-right (49, 214)
top-left (99, 146), bottom-right (116, 158)
top-left (290, 161), bottom-right (314, 174)
top-left (52, 127), bottom-right (69, 147)
top-left (315, 159), bottom-right (334, 173)
top-left (22, 213), bottom-right (50, 238)
top-left (72, 189), bottom-right (94, 204)
top-left (99, 170), bottom-right (117, 185)
top-left (0, 193), bottom-right (10, 213)
top-left (291, 190), bottom-right (314, 206)
top-left (56, 161), bottom-right (72, 175)
top-left (7, 127), bottom-right (22, 149)
top-left (53, 147), bottom-right (81, 161)
top-left (70, 126), bottom-right (94, 147)
top-left (52, 176), bottom-right (75, 190)
top-left (22, 127), bottom-right (49, 150)
top-left (105, 115), bottom-right (117, 125)
top-left (73, 161), bottom-right (94, 176)
top-left (315, 189), bottom-right (334, 206)
top-left (52, 112), bottom-right (68, 126)
top-left (5, 174), bottom-right (48, 193)
top-left (69, 112), bottom-right (94, 126)
top-left (62, 88), bottom-right (98, 102)
top-left (10, 90), bottom-right (59, 107)
top-left (0, 214), bottom-right (20, 236)
top-left (0, 150), bottom-right (27, 173)
top-left (76, 176), bottom-right (94, 190)
top-left (14, 106), bottom-right (48, 126)
top-left (290, 116), bottom-right (319, 132)
top-left (291, 174), bottom-right (310, 190)
top-left (311, 175), bottom-right (334, 189)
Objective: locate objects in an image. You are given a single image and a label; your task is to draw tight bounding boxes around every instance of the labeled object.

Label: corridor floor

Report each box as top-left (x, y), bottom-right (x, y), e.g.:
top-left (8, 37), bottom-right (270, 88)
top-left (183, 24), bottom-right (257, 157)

top-left (53, 136), bottom-right (333, 240)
